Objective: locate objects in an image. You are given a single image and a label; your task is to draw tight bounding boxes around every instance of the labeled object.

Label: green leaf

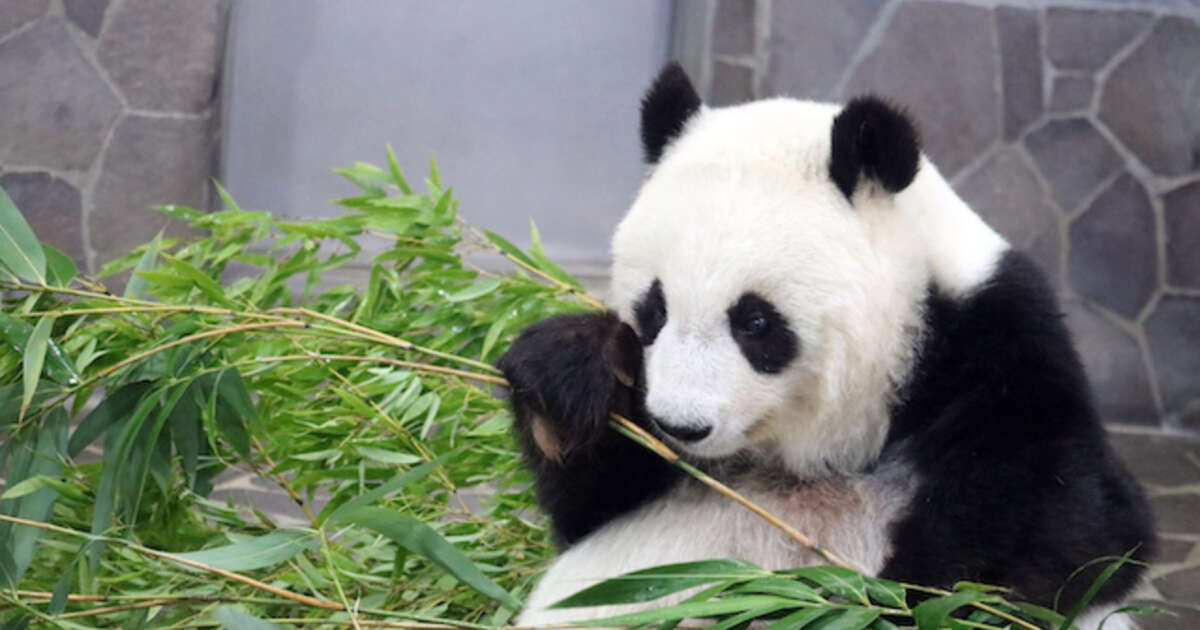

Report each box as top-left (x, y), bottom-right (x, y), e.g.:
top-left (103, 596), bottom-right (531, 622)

top-left (446, 278), bottom-right (501, 302)
top-left (0, 185), bottom-right (47, 284)
top-left (791, 567), bottom-right (871, 606)
top-left (162, 254), bottom-right (237, 308)
top-left (708, 603), bottom-right (796, 630)
top-left (173, 529), bottom-right (317, 572)
top-left (339, 505), bottom-right (521, 609)
top-left (3, 408), bottom-right (67, 582)
top-left (1098, 604), bottom-right (1172, 629)
top-left (553, 559), bottom-right (767, 608)
top-left (528, 219), bottom-right (582, 288)
top-left (20, 315), bottom-right (54, 420)
top-left (731, 577), bottom-right (824, 603)
top-left (1058, 550), bottom-right (1139, 630)
top-left (322, 447), bottom-right (464, 524)
top-left (124, 233), bottom-right (161, 299)
top-left (385, 144), bottom-right (413, 194)
top-left (483, 230), bottom-right (537, 268)
top-left (214, 606), bottom-right (285, 630)
top-left (213, 368), bottom-right (256, 458)
top-left (68, 382), bottom-right (153, 457)
top-left (0, 312), bottom-right (80, 386)
top-left (580, 595), bottom-right (796, 627)
top-left (356, 446), bottom-right (423, 465)
top-left (1, 475), bottom-right (53, 500)
top-left (912, 591), bottom-right (980, 630)
top-left (865, 578), bottom-right (907, 609)
top-left (764, 607), bottom-right (834, 630)
top-left (41, 244), bottom-right (77, 287)
top-left (808, 608), bottom-right (881, 630)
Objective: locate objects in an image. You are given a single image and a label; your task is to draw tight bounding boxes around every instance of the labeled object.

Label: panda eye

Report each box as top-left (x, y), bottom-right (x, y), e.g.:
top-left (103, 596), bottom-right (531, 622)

top-left (634, 279), bottom-right (667, 345)
top-left (737, 312), bottom-right (769, 337)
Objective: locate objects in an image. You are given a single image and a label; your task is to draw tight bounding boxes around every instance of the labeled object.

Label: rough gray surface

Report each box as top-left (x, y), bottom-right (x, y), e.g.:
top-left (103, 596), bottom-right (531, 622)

top-left (0, 19), bottom-right (120, 171)
top-left (1163, 182), bottom-right (1200, 289)
top-left (0, 171), bottom-right (85, 263)
top-left (1049, 75), bottom-right (1094, 112)
top-left (0, 0), bottom-right (47, 39)
top-left (996, 6), bottom-right (1043, 139)
top-left (97, 0), bottom-right (228, 112)
top-left (844, 1), bottom-right (999, 176)
top-left (1144, 296), bottom-right (1200, 412)
top-left (956, 147), bottom-right (1061, 282)
top-left (90, 114), bottom-right (213, 257)
top-left (1068, 173), bottom-right (1157, 318)
top-left (1025, 118), bottom-right (1124, 212)
top-left (1044, 7), bottom-right (1151, 71)
top-left (712, 0), bottom-right (754, 56)
top-left (1063, 298), bottom-right (1156, 423)
top-left (710, 62), bottom-right (753, 106)
top-left (1099, 16), bottom-right (1200, 176)
top-left (765, 0), bottom-right (886, 100)
top-left (63, 0), bottom-right (108, 38)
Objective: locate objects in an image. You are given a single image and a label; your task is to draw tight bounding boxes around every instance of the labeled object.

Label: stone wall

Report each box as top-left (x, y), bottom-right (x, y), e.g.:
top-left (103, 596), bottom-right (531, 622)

top-left (700, 0), bottom-right (1200, 431)
top-left (0, 0), bottom-right (229, 273)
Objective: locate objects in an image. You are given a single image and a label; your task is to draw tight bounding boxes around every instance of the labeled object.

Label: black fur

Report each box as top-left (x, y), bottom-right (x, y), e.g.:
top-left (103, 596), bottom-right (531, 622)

top-left (498, 312), bottom-right (680, 545)
top-left (640, 62), bottom-right (702, 164)
top-left (727, 293), bottom-right (800, 374)
top-left (634, 279), bottom-right (667, 345)
top-left (880, 251), bottom-right (1155, 609)
top-left (829, 96), bottom-right (921, 200)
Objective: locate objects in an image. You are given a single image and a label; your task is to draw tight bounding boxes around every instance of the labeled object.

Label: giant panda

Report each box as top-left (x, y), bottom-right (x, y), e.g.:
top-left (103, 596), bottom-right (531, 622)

top-left (499, 63), bottom-right (1155, 629)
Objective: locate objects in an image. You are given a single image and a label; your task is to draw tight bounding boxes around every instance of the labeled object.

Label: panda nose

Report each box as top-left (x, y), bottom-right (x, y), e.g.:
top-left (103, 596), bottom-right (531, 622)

top-left (655, 421), bottom-right (712, 442)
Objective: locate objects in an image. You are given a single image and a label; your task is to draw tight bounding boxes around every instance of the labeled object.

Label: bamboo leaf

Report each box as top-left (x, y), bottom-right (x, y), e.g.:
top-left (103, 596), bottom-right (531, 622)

top-left (214, 606), bottom-right (285, 630)
top-left (173, 529), bottom-right (317, 572)
top-left (528, 219), bottom-right (581, 288)
top-left (0, 475), bottom-right (52, 500)
top-left (125, 233), bottom-right (161, 299)
top-left (446, 278), bottom-right (501, 302)
top-left (1057, 550), bottom-right (1138, 630)
top-left (912, 591), bottom-right (980, 630)
top-left (41, 244), bottom-right (77, 287)
top-left (339, 505), bottom-right (520, 609)
top-left (19, 315), bottom-right (54, 420)
top-left (807, 608), bottom-right (881, 630)
top-left (0, 313), bottom-right (79, 386)
top-left (385, 144), bottom-right (413, 194)
top-left (0, 185), bottom-right (47, 284)
top-left (579, 595), bottom-right (795, 627)
top-left (483, 229), bottom-right (537, 268)
top-left (4, 408), bottom-right (67, 582)
top-left (322, 447), bottom-right (464, 525)
top-left (764, 607), bottom-right (835, 630)
top-left (68, 382), bottom-right (153, 457)
top-left (552, 559), bottom-right (766, 608)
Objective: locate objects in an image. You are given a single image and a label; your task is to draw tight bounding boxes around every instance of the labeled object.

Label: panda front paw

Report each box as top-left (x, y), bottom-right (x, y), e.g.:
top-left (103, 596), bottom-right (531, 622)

top-left (498, 311), bottom-right (643, 463)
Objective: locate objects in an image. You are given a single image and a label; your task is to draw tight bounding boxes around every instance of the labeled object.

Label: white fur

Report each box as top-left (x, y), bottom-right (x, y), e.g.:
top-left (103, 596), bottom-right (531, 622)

top-left (519, 462), bottom-right (918, 625)
top-left (610, 99), bottom-right (1006, 474)
top-left (523, 98), bottom-right (1015, 624)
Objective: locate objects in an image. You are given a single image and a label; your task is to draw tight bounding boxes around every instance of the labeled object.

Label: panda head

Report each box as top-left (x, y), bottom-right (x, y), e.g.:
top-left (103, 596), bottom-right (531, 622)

top-left (610, 63), bottom-right (1007, 475)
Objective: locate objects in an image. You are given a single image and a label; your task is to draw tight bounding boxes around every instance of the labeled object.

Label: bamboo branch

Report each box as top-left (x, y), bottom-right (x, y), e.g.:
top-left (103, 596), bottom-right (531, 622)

top-left (92, 320), bottom-right (308, 381)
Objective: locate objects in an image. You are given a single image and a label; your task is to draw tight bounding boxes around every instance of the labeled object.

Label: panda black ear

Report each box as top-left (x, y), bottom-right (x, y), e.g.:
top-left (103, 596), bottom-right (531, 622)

top-left (829, 96), bottom-right (920, 200)
top-left (640, 62), bottom-right (702, 164)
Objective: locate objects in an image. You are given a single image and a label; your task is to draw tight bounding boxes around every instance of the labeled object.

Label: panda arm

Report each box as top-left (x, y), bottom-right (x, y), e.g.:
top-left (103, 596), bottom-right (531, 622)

top-left (879, 252), bottom-right (1155, 608)
top-left (499, 312), bottom-right (681, 545)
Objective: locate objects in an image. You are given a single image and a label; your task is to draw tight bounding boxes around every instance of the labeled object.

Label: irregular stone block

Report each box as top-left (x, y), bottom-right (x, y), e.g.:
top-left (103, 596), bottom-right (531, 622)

top-left (90, 114), bottom-right (214, 264)
top-left (1108, 432), bottom-right (1200, 490)
top-left (0, 19), bottom-right (120, 171)
top-left (1068, 173), bottom-right (1156, 319)
top-left (1151, 493), bottom-right (1200, 535)
top-left (996, 6), bottom-right (1043, 139)
top-left (710, 62), bottom-right (753, 107)
top-left (1063, 298), bottom-right (1157, 423)
top-left (0, 172), bottom-right (85, 266)
top-left (1099, 17), bottom-right (1200, 176)
top-left (713, 0), bottom-right (754, 56)
top-left (1155, 566), bottom-right (1200, 603)
top-left (0, 0), bottom-right (46, 40)
top-left (956, 147), bottom-right (1061, 283)
top-left (97, 0), bottom-right (229, 113)
top-left (844, 1), bottom-right (999, 175)
top-left (1145, 295), bottom-right (1200, 412)
top-left (63, 0), bottom-right (108, 38)
top-left (1025, 118), bottom-right (1123, 212)
top-left (1045, 7), bottom-right (1151, 71)
top-left (1049, 75), bottom-right (1094, 113)
top-left (765, 0), bottom-right (885, 99)
top-left (1163, 182), bottom-right (1200, 289)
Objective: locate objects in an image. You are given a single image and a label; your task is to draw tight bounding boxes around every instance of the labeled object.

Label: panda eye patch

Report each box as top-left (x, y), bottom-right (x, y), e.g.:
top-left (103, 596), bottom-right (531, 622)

top-left (727, 293), bottom-right (799, 374)
top-left (634, 279), bottom-right (667, 346)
